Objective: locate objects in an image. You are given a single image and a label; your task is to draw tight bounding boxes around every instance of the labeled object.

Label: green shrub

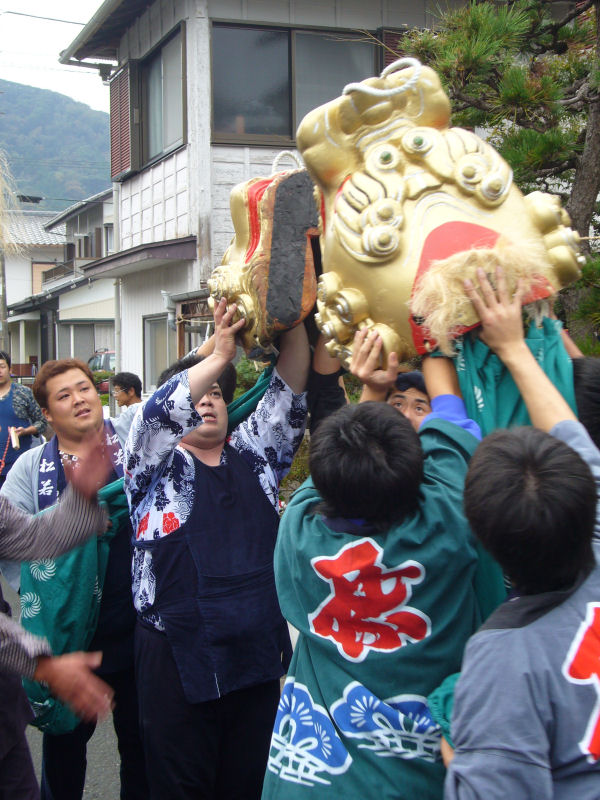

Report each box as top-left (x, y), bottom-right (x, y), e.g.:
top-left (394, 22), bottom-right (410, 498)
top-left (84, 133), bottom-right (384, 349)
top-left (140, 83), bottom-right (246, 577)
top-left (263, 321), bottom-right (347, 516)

top-left (91, 370), bottom-right (112, 387)
top-left (234, 357), bottom-right (267, 399)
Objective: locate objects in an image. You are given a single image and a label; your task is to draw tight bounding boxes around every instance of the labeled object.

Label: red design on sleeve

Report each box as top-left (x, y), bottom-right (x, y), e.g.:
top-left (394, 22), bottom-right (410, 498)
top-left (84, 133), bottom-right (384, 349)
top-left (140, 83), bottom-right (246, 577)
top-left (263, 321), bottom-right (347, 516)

top-left (563, 602), bottom-right (600, 762)
top-left (162, 512), bottom-right (181, 534)
top-left (136, 512), bottom-right (150, 540)
top-left (308, 538), bottom-right (431, 662)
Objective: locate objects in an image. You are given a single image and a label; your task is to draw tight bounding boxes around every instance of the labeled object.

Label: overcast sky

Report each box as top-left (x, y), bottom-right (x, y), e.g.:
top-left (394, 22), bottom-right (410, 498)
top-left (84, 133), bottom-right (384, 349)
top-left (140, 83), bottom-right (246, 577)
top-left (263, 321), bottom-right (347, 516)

top-left (0, 0), bottom-right (110, 113)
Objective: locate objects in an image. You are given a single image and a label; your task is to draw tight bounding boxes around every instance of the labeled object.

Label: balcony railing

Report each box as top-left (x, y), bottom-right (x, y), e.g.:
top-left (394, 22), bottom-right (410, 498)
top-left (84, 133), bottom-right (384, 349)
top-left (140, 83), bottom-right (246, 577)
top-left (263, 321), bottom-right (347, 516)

top-left (41, 261), bottom-right (75, 285)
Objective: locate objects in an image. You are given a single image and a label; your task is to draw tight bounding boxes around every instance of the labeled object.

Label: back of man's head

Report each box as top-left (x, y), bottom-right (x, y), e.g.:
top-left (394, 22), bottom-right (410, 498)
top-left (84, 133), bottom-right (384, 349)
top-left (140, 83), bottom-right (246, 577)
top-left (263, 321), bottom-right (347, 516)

top-left (464, 427), bottom-right (596, 595)
top-left (309, 402), bottom-right (424, 532)
top-left (573, 356), bottom-right (600, 449)
top-left (157, 353), bottom-right (237, 404)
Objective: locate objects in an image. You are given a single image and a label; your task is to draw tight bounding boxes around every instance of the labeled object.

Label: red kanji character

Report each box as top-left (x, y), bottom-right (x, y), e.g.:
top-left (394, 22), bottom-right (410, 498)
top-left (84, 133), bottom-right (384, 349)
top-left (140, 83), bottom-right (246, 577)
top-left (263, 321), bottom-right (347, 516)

top-left (308, 538), bottom-right (431, 662)
top-left (162, 512), bottom-right (181, 534)
top-left (563, 602), bottom-right (600, 762)
top-left (136, 512), bottom-right (150, 540)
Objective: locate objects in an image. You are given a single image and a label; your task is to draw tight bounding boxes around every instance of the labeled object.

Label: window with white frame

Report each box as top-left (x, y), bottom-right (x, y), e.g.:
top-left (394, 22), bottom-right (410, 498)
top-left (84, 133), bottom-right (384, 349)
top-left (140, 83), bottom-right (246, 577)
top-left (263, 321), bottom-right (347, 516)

top-left (211, 24), bottom-right (377, 144)
top-left (104, 224), bottom-right (114, 256)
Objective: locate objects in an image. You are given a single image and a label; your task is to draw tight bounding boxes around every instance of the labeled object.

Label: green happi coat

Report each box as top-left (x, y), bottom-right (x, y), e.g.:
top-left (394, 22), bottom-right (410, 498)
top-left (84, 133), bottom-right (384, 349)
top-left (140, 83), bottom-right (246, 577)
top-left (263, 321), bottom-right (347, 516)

top-left (262, 416), bottom-right (504, 800)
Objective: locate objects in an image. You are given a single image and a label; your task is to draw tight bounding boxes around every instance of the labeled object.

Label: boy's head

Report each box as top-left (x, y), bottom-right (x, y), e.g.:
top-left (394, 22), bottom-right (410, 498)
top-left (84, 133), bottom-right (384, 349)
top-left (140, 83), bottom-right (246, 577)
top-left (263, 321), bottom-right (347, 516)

top-left (464, 427), bottom-right (597, 595)
top-left (572, 356), bottom-right (600, 449)
top-left (386, 371), bottom-right (431, 432)
top-left (309, 402), bottom-right (424, 531)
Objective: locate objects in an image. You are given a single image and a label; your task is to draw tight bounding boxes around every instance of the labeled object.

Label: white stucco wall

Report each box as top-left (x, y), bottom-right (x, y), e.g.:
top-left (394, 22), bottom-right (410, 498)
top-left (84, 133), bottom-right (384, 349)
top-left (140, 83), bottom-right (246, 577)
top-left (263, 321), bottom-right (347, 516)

top-left (5, 246), bottom-right (62, 306)
top-left (120, 147), bottom-right (191, 250)
top-left (58, 279), bottom-right (114, 315)
top-left (119, 262), bottom-right (191, 378)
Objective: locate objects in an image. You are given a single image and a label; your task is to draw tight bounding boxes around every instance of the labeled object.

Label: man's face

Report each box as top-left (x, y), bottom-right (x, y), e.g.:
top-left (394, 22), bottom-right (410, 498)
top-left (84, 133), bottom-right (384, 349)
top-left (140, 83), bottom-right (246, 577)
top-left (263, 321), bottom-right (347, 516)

top-left (387, 387), bottom-right (431, 432)
top-left (113, 385), bottom-right (136, 408)
top-left (0, 360), bottom-right (11, 388)
top-left (181, 383), bottom-right (228, 449)
top-left (43, 368), bottom-right (104, 438)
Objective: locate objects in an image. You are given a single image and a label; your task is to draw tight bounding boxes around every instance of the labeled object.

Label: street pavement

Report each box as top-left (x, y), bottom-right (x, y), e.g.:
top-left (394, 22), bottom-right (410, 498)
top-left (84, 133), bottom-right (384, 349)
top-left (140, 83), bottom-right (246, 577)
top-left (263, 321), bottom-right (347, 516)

top-left (2, 577), bottom-right (121, 799)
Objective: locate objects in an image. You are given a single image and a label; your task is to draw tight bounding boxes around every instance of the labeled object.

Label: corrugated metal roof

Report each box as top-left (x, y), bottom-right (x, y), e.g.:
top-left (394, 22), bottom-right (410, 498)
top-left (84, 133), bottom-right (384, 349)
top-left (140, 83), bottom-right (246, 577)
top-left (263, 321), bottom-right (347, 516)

top-left (6, 211), bottom-right (65, 246)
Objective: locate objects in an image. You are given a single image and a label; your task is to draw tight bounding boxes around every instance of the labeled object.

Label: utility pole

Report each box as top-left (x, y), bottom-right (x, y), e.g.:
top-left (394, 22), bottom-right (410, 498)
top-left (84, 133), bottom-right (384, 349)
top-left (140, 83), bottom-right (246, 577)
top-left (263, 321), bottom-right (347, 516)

top-left (0, 249), bottom-right (8, 353)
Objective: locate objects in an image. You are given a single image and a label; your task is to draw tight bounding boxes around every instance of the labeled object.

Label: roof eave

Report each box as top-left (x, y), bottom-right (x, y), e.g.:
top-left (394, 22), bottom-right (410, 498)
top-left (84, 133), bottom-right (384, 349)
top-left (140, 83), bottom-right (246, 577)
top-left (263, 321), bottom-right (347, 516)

top-left (59, 0), bottom-right (125, 65)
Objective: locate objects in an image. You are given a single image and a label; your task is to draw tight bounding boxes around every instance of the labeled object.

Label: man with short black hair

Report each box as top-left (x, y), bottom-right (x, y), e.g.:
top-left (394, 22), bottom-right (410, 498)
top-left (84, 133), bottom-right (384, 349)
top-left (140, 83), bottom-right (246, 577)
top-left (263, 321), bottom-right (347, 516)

top-left (112, 372), bottom-right (142, 408)
top-left (444, 268), bottom-right (600, 798)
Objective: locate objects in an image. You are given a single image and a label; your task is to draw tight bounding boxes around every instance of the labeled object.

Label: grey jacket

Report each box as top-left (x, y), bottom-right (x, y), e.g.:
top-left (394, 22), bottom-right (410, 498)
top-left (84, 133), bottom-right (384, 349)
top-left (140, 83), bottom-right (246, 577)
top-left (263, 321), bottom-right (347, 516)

top-left (446, 420), bottom-right (600, 799)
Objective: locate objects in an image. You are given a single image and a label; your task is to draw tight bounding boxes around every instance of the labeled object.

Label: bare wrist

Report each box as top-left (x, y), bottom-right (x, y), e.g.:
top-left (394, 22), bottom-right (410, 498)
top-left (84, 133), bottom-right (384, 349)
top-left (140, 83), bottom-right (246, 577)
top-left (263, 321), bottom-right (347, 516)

top-left (494, 340), bottom-right (531, 366)
top-left (33, 654), bottom-right (53, 683)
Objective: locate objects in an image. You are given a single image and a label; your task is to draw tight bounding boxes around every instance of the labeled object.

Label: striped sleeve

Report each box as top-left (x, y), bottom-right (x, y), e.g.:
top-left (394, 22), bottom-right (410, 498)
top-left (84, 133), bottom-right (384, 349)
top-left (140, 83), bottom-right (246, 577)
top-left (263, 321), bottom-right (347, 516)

top-left (0, 485), bottom-right (108, 561)
top-left (0, 486), bottom-right (108, 678)
top-left (0, 611), bottom-right (51, 678)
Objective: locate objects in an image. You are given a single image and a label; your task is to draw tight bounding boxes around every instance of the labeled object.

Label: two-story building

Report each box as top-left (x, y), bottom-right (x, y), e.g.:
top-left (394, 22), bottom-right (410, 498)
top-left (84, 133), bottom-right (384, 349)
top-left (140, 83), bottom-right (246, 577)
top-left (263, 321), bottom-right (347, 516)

top-left (60, 0), bottom-right (448, 389)
top-left (4, 210), bottom-right (65, 372)
top-left (44, 188), bottom-right (116, 361)
top-left (6, 191), bottom-right (117, 369)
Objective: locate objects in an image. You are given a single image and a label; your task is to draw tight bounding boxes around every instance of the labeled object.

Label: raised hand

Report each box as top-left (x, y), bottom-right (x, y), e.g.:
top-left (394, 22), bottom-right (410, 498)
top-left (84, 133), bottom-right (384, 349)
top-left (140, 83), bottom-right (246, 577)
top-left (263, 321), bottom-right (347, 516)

top-left (64, 430), bottom-right (113, 501)
top-left (212, 298), bottom-right (246, 364)
top-left (464, 267), bottom-right (525, 358)
top-left (350, 328), bottom-right (399, 393)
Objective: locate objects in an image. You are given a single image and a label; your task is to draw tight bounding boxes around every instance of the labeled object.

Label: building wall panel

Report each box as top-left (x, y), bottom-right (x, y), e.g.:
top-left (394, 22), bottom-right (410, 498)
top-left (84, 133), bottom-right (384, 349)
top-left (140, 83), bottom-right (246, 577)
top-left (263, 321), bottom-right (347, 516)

top-left (119, 263), bottom-right (190, 376)
top-left (120, 150), bottom-right (190, 249)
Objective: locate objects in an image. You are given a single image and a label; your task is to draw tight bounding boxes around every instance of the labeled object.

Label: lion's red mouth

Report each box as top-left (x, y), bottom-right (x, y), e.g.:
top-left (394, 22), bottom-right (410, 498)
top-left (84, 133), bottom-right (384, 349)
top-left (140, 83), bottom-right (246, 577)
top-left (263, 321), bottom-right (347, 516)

top-left (409, 221), bottom-right (552, 354)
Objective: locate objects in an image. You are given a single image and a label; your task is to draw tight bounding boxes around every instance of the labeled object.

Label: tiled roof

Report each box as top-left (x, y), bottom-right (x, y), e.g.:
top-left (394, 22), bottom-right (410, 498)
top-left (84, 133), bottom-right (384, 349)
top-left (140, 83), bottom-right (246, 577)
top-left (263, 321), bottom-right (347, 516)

top-left (6, 211), bottom-right (65, 246)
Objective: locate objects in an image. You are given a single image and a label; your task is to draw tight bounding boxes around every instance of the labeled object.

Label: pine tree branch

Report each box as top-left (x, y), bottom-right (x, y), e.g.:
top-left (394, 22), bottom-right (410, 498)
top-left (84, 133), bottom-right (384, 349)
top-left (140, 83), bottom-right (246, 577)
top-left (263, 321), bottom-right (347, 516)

top-left (558, 80), bottom-right (592, 108)
top-left (540, 0), bottom-right (596, 38)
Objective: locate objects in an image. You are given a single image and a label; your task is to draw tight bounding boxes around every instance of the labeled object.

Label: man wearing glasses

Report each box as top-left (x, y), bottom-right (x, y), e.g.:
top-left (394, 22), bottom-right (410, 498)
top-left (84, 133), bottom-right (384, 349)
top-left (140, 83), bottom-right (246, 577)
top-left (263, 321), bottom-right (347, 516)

top-left (111, 372), bottom-right (142, 409)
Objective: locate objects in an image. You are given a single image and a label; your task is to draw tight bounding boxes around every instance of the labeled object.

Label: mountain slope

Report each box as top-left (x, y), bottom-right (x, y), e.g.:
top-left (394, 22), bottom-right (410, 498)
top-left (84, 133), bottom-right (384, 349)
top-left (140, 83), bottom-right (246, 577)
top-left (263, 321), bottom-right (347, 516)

top-left (0, 80), bottom-right (110, 211)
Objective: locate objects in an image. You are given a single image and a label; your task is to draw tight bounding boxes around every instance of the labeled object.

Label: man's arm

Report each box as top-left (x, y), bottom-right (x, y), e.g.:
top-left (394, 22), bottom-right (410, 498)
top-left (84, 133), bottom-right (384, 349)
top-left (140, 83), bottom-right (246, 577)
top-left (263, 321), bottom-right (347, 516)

top-left (187, 299), bottom-right (246, 402)
top-left (421, 356), bottom-right (461, 400)
top-left (0, 430), bottom-right (110, 560)
top-left (0, 449), bottom-right (38, 513)
top-left (14, 385), bottom-right (47, 438)
top-left (0, 488), bottom-right (107, 562)
top-left (307, 334), bottom-right (346, 433)
top-left (465, 267), bottom-right (576, 431)
top-left (273, 323), bottom-right (310, 395)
